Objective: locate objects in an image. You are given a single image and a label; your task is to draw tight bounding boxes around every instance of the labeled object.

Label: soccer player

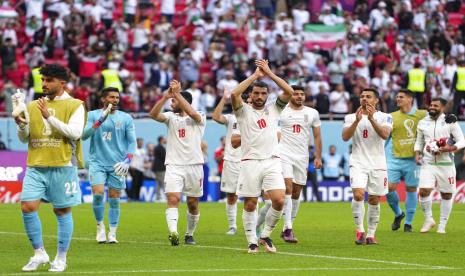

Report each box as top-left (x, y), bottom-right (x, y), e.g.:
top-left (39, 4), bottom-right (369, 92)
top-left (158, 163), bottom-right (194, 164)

top-left (231, 59), bottom-right (293, 253)
top-left (82, 87), bottom-right (137, 244)
top-left (414, 98), bottom-right (465, 234)
top-left (212, 89), bottom-right (242, 235)
top-left (149, 80), bottom-right (206, 246)
top-left (342, 88), bottom-right (392, 245)
top-left (278, 85), bottom-right (322, 243)
top-left (16, 64), bottom-right (85, 272)
top-left (385, 89), bottom-right (426, 232)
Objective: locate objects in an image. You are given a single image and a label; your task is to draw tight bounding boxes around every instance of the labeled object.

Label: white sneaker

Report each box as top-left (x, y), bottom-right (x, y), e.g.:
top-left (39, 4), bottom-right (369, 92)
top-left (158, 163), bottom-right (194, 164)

top-left (437, 225), bottom-right (446, 234)
top-left (48, 259), bottom-right (67, 272)
top-left (96, 224), bottom-right (106, 243)
top-left (420, 219), bottom-right (436, 233)
top-left (226, 227), bottom-right (237, 235)
top-left (22, 252), bottom-right (50, 271)
top-left (108, 232), bottom-right (118, 243)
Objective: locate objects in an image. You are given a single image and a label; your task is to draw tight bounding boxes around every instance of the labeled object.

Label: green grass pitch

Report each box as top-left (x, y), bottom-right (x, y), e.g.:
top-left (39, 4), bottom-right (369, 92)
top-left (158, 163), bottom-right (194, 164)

top-left (0, 202), bottom-right (464, 275)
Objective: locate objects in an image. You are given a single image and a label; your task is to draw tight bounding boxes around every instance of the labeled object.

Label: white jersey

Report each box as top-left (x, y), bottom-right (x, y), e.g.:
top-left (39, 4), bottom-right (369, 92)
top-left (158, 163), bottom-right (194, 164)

top-left (278, 106), bottom-right (321, 162)
top-left (223, 114), bottom-right (241, 162)
top-left (234, 102), bottom-right (283, 160)
top-left (163, 111), bottom-right (206, 165)
top-left (344, 111), bottom-right (393, 170)
top-left (414, 113), bottom-right (465, 164)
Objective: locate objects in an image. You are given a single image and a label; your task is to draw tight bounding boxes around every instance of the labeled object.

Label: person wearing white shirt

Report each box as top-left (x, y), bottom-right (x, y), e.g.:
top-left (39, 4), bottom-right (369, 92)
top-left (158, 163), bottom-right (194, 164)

top-left (149, 80), bottom-right (206, 246)
top-left (291, 4), bottom-right (309, 31)
top-left (342, 88), bottom-right (393, 245)
top-left (329, 84), bottom-right (350, 114)
top-left (212, 89), bottom-right (243, 235)
top-left (276, 85), bottom-right (322, 243)
top-left (231, 60), bottom-right (293, 254)
top-left (414, 98), bottom-right (465, 234)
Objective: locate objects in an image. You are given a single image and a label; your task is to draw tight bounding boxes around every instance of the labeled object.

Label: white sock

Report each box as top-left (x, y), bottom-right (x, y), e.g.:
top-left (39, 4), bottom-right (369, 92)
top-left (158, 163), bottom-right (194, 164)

top-left (291, 199), bottom-right (300, 225)
top-left (367, 204), bottom-right (380, 238)
top-left (97, 221), bottom-right (104, 226)
top-left (242, 209), bottom-right (258, 245)
top-left (351, 200), bottom-right (365, 232)
top-left (420, 196), bottom-right (433, 220)
top-left (439, 198), bottom-right (453, 228)
top-left (283, 195), bottom-right (292, 230)
top-left (257, 200), bottom-right (271, 228)
top-left (34, 247), bottom-right (46, 256)
top-left (186, 212), bottom-right (200, 236)
top-left (260, 207), bottom-right (283, 238)
top-left (165, 208), bottom-right (178, 233)
top-left (226, 203), bottom-right (237, 229)
top-left (109, 226), bottom-right (117, 234)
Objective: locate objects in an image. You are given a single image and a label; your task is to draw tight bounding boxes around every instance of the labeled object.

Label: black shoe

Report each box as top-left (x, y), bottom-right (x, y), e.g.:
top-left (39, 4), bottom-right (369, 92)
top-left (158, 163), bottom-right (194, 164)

top-left (355, 232), bottom-right (365, 245)
top-left (404, 224), bottom-right (413, 232)
top-left (184, 235), bottom-right (196, 245)
top-left (259, 237), bottom-right (277, 253)
top-left (391, 212), bottom-right (405, 231)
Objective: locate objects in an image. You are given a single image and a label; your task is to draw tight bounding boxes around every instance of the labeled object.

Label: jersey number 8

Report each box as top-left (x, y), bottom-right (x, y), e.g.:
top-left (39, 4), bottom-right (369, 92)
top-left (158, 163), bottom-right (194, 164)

top-left (363, 129), bottom-right (368, 138)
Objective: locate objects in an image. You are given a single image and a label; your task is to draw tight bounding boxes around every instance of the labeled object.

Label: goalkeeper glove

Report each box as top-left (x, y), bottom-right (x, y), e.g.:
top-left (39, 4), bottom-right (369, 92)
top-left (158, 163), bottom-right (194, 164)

top-left (113, 154), bottom-right (133, 176)
top-left (11, 89), bottom-right (30, 129)
top-left (93, 104), bottom-right (113, 128)
top-left (445, 113), bottom-right (457, 124)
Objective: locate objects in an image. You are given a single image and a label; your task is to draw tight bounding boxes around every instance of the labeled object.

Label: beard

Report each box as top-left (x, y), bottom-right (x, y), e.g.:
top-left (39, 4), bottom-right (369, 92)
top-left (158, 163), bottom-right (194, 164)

top-left (252, 99), bottom-right (265, 107)
top-left (428, 109), bottom-right (439, 117)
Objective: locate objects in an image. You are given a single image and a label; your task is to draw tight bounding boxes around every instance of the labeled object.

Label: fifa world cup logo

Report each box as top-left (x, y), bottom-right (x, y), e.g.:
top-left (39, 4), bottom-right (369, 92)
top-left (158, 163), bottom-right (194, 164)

top-left (42, 108), bottom-right (56, 136)
top-left (403, 119), bottom-right (415, 138)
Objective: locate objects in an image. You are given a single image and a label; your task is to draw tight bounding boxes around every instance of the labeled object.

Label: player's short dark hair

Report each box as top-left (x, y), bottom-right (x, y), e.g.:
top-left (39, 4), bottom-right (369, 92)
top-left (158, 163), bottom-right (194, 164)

top-left (397, 89), bottom-right (414, 98)
top-left (431, 97), bottom-right (448, 106)
top-left (101, 87), bottom-right (120, 97)
top-left (180, 91), bottom-right (193, 104)
top-left (39, 63), bottom-right (70, 81)
top-left (157, 136), bottom-right (164, 143)
top-left (291, 85), bottom-right (305, 92)
top-left (251, 81), bottom-right (269, 92)
top-left (361, 87), bottom-right (379, 98)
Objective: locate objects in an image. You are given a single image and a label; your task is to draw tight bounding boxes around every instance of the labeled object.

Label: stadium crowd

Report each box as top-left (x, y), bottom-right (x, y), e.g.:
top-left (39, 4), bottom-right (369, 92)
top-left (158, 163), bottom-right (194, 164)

top-left (1, 0), bottom-right (465, 117)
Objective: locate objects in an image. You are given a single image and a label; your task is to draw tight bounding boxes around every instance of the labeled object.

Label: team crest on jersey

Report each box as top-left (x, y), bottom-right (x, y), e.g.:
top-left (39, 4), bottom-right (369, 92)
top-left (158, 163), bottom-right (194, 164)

top-left (115, 121), bottom-right (122, 129)
top-left (233, 123), bottom-right (237, 129)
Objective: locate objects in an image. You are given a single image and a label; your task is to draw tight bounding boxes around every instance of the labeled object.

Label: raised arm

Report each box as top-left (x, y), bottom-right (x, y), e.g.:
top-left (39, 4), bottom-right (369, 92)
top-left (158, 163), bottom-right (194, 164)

top-left (170, 80), bottom-right (203, 123)
top-left (255, 59), bottom-right (293, 107)
top-left (342, 108), bottom-right (362, 141)
top-left (367, 105), bottom-right (391, 140)
top-left (149, 90), bottom-right (171, 122)
top-left (212, 89), bottom-right (229, 124)
top-left (231, 68), bottom-right (262, 111)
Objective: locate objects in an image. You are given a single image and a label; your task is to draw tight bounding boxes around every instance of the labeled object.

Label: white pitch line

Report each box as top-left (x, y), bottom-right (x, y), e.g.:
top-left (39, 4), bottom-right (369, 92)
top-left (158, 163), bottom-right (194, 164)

top-left (0, 231), bottom-right (457, 271)
top-left (0, 267), bottom-right (459, 276)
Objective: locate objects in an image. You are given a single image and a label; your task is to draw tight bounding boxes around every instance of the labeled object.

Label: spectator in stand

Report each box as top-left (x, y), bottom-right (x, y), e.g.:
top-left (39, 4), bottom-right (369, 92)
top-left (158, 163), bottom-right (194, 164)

top-left (186, 81), bottom-right (202, 111)
top-left (329, 84), bottom-right (350, 115)
top-left (322, 145), bottom-right (342, 181)
top-left (131, 22), bottom-right (149, 60)
top-left (314, 85), bottom-right (330, 115)
top-left (291, 3), bottom-right (309, 31)
top-left (308, 72), bottom-right (329, 96)
top-left (217, 71), bottom-right (238, 94)
top-left (141, 34), bottom-right (159, 84)
top-left (161, 0), bottom-right (175, 22)
top-left (149, 61), bottom-right (172, 91)
top-left (128, 138), bottom-right (146, 201)
top-left (319, 6), bottom-right (344, 26)
top-left (0, 37), bottom-right (16, 78)
top-left (328, 56), bottom-right (348, 89)
top-left (179, 50), bottom-right (199, 83)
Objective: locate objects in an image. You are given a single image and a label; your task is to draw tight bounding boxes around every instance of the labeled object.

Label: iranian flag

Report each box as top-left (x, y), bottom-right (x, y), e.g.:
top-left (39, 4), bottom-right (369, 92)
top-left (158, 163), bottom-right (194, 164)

top-left (0, 7), bottom-right (18, 19)
top-left (304, 24), bottom-right (346, 49)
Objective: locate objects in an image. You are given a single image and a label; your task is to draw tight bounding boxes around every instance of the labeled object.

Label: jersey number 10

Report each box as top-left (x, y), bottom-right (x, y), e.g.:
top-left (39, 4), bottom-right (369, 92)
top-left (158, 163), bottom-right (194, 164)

top-left (257, 119), bottom-right (267, 129)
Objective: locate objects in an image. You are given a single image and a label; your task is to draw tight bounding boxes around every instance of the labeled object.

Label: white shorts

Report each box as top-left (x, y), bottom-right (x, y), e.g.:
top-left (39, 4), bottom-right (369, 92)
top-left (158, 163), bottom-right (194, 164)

top-left (165, 164), bottom-right (203, 197)
top-left (236, 158), bottom-right (285, 197)
top-left (350, 167), bottom-right (388, 196)
top-left (419, 165), bottom-right (456, 193)
top-left (221, 160), bottom-right (240, 193)
top-left (281, 158), bottom-right (308, 185)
